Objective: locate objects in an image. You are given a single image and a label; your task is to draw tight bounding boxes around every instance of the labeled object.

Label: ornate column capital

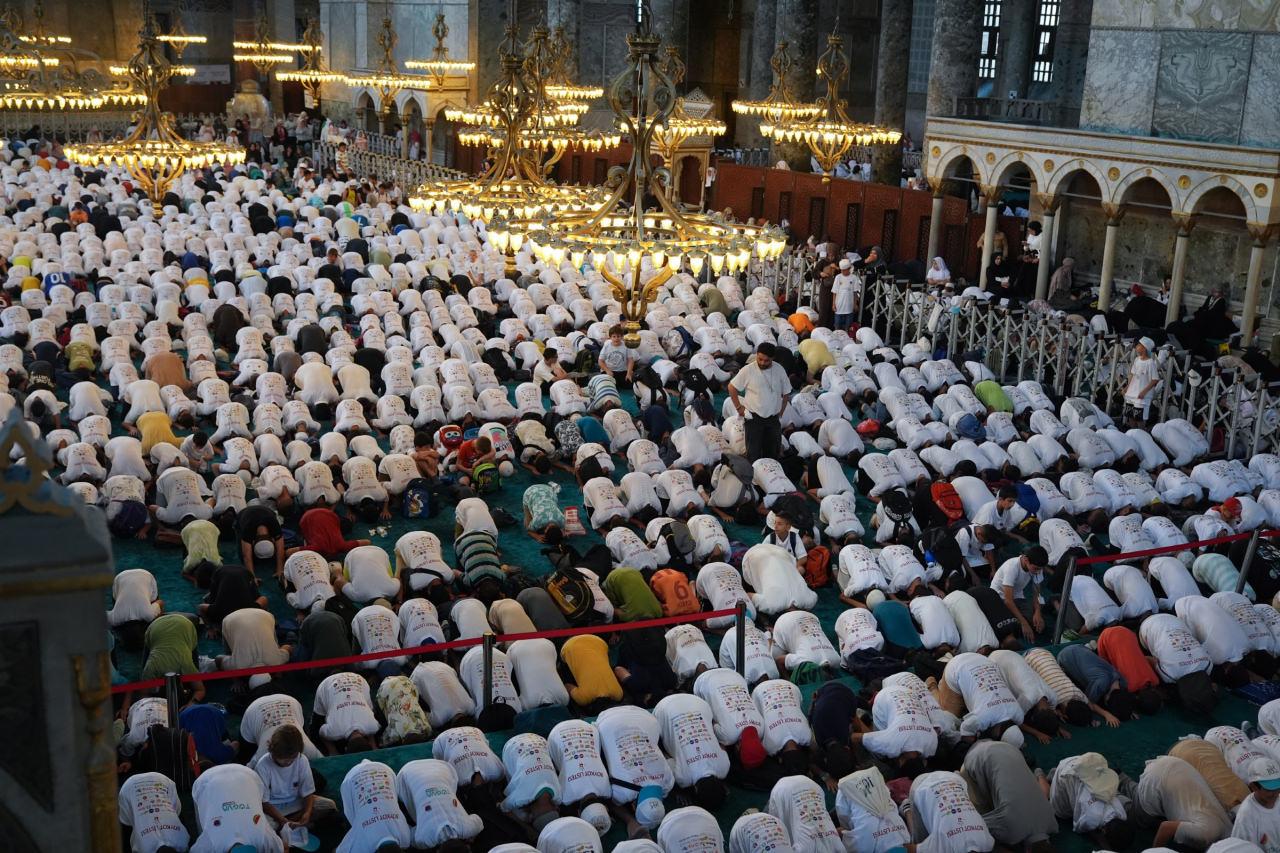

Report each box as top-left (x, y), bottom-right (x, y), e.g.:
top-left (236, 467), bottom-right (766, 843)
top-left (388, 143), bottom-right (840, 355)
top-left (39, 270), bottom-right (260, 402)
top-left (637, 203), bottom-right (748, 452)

top-left (1170, 211), bottom-right (1198, 237)
top-left (1246, 222), bottom-right (1276, 248)
top-left (1101, 202), bottom-right (1126, 226)
top-left (978, 183), bottom-right (1002, 205)
top-left (1033, 191), bottom-right (1061, 214)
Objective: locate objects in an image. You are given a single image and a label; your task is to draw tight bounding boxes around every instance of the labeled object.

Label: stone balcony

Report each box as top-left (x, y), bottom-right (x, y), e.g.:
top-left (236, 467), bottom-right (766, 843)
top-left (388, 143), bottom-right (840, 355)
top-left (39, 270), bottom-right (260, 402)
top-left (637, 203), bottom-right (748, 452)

top-left (951, 97), bottom-right (1080, 129)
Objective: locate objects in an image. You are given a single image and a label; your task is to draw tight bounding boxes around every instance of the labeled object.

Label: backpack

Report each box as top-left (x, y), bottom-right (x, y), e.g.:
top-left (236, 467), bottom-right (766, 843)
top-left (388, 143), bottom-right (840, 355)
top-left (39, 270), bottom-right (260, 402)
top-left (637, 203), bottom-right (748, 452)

top-left (801, 545), bottom-right (833, 589)
top-left (921, 526), bottom-right (964, 575)
top-left (574, 348), bottom-right (597, 373)
top-left (546, 566), bottom-right (594, 623)
top-left (659, 520), bottom-right (695, 570)
top-left (139, 725), bottom-right (201, 794)
top-left (650, 568), bottom-right (700, 617)
top-left (471, 461), bottom-right (501, 494)
top-left (401, 477), bottom-right (434, 519)
top-left (930, 482), bottom-right (965, 523)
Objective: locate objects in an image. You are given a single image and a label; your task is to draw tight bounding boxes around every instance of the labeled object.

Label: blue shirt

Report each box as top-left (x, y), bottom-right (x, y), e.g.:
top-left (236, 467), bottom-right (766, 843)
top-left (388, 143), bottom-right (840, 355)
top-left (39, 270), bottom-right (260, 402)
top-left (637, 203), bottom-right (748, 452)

top-left (1057, 644), bottom-right (1122, 703)
top-left (873, 601), bottom-right (923, 651)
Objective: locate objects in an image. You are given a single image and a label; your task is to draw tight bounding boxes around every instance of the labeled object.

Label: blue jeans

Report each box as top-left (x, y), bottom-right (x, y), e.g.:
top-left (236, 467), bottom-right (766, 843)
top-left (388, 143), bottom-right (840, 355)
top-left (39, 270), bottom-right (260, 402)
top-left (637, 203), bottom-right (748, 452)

top-left (834, 312), bottom-right (854, 329)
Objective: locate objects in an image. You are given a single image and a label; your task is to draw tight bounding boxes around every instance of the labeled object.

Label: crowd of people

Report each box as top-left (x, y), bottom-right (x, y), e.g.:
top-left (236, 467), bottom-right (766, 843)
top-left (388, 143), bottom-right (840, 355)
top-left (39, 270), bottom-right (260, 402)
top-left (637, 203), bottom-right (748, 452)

top-left (3, 125), bottom-right (1280, 853)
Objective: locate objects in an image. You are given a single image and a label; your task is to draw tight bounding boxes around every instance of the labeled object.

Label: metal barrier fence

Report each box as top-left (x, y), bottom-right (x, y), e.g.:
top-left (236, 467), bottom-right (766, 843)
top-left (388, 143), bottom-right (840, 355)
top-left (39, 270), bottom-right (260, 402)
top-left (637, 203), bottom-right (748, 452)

top-left (313, 141), bottom-right (465, 185)
top-left (846, 276), bottom-right (1280, 459)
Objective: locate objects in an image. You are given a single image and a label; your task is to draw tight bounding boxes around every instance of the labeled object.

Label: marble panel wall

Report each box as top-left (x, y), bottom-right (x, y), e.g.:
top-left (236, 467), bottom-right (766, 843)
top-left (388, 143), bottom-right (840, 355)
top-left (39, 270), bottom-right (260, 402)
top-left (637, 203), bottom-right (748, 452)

top-left (1151, 31), bottom-right (1251, 143)
top-left (1079, 30), bottom-right (1159, 135)
top-left (1242, 33), bottom-right (1280, 148)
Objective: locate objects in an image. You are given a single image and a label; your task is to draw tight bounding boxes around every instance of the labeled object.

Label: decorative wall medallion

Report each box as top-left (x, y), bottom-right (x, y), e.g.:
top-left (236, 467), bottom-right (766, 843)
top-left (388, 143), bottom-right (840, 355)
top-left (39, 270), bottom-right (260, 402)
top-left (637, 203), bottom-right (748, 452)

top-left (985, 152), bottom-right (995, 164)
top-left (1044, 159), bottom-right (1055, 172)
top-left (931, 145), bottom-right (940, 157)
top-left (1256, 183), bottom-right (1269, 198)
top-left (1107, 167), bottom-right (1120, 181)
top-left (1178, 174), bottom-right (1191, 189)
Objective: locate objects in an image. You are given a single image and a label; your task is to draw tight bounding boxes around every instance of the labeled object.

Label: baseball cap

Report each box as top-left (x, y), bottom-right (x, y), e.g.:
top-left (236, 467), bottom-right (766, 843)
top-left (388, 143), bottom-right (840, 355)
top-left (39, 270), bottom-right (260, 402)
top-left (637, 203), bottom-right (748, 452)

top-left (1223, 497), bottom-right (1242, 515)
top-left (635, 785), bottom-right (666, 829)
top-left (581, 802), bottom-right (612, 834)
top-left (1247, 757), bottom-right (1280, 790)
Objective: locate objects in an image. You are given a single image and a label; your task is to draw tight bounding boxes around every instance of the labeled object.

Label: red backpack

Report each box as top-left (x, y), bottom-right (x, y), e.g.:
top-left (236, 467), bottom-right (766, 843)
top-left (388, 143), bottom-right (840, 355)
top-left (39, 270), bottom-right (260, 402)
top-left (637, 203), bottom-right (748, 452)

top-left (931, 482), bottom-right (966, 523)
top-left (802, 546), bottom-right (833, 589)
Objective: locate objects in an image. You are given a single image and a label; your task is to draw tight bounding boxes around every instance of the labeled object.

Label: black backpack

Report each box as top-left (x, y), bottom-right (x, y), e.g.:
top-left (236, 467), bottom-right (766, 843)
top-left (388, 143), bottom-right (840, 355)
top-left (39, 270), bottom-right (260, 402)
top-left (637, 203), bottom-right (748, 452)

top-left (920, 526), bottom-right (964, 575)
top-left (545, 566), bottom-right (594, 623)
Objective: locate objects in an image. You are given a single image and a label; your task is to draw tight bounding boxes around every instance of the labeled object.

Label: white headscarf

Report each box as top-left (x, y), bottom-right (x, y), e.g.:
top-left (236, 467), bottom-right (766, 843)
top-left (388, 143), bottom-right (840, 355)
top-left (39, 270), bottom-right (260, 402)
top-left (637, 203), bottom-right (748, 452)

top-left (926, 257), bottom-right (951, 285)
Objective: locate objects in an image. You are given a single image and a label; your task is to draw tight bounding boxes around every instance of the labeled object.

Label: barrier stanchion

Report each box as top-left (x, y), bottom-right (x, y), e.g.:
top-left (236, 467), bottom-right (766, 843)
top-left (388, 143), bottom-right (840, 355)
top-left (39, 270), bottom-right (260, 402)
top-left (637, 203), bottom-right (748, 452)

top-left (164, 672), bottom-right (182, 729)
top-left (1238, 529), bottom-right (1262, 594)
top-left (482, 631), bottom-right (495, 711)
top-left (735, 602), bottom-right (747, 680)
top-left (1052, 554), bottom-right (1077, 645)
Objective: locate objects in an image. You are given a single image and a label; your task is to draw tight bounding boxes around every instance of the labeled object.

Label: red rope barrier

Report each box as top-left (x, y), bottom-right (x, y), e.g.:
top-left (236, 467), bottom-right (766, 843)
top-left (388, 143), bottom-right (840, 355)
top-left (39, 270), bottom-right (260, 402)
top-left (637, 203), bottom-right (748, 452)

top-left (1074, 528), bottom-right (1280, 567)
top-left (110, 606), bottom-right (741, 694)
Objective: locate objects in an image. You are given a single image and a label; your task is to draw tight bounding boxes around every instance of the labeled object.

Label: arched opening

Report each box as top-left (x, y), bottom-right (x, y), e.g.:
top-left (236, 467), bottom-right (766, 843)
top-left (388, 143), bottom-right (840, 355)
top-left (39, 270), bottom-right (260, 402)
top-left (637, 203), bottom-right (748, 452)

top-left (935, 153), bottom-right (980, 209)
top-left (402, 99), bottom-right (424, 160)
top-left (1053, 168), bottom-right (1106, 285)
top-left (1187, 186), bottom-right (1260, 316)
top-left (1107, 176), bottom-right (1176, 291)
top-left (433, 108), bottom-right (457, 168)
top-left (678, 154), bottom-right (702, 206)
top-left (355, 92), bottom-right (379, 133)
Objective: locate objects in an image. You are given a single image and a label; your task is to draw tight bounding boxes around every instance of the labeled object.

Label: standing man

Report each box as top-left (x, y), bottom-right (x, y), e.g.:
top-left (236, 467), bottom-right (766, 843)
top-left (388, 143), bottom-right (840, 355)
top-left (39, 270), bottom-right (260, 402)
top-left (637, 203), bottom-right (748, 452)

top-left (816, 260), bottom-right (837, 328)
top-left (728, 343), bottom-right (791, 461)
top-left (832, 259), bottom-right (860, 330)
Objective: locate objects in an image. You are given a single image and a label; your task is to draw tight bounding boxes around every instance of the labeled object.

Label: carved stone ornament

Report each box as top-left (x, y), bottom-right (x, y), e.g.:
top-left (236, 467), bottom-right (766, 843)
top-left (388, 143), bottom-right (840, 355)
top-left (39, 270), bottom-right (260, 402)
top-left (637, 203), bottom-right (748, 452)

top-left (0, 407), bottom-right (77, 516)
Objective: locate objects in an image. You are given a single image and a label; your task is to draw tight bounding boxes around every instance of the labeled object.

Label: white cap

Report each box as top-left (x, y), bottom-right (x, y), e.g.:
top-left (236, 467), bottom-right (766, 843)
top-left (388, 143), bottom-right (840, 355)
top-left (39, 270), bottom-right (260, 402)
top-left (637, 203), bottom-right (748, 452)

top-left (839, 259), bottom-right (851, 269)
top-left (1138, 336), bottom-right (1156, 353)
top-left (1001, 726), bottom-right (1025, 748)
top-left (635, 791), bottom-right (665, 829)
top-left (248, 673), bottom-right (272, 689)
top-left (581, 802), bottom-right (612, 834)
top-left (865, 589), bottom-right (886, 608)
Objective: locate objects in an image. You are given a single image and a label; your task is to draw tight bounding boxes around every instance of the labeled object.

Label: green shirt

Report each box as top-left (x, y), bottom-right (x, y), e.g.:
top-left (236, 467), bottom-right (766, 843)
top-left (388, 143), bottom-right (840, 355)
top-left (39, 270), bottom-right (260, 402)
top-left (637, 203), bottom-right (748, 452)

top-left (142, 614), bottom-right (198, 679)
top-left (181, 520), bottom-right (222, 571)
top-left (602, 567), bottom-right (663, 622)
top-left (974, 380), bottom-right (1014, 413)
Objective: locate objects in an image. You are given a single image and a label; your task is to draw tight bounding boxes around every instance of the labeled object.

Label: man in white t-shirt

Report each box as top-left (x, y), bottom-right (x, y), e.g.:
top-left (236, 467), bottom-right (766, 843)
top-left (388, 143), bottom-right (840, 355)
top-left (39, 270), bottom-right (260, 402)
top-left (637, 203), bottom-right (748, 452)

top-left (334, 760), bottom-right (412, 853)
top-left (394, 758), bottom-right (484, 849)
top-left (189, 764), bottom-right (283, 853)
top-left (907, 771), bottom-right (995, 853)
top-left (1136, 754), bottom-right (1231, 850)
top-left (312, 671), bottom-right (381, 752)
top-left (653, 693), bottom-right (730, 807)
top-left (990, 547), bottom-right (1049, 642)
top-left (118, 771), bottom-right (190, 853)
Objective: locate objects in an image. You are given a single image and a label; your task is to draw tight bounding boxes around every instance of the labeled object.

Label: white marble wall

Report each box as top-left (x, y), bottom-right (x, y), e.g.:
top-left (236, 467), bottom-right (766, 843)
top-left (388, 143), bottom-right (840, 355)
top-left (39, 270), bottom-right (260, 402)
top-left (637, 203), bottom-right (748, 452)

top-left (1080, 0), bottom-right (1280, 147)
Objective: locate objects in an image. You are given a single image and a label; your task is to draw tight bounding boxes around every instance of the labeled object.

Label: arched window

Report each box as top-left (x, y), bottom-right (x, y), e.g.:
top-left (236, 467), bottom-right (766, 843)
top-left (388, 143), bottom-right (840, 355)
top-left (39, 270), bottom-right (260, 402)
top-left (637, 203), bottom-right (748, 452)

top-left (978, 0), bottom-right (1002, 79)
top-left (1032, 0), bottom-right (1061, 84)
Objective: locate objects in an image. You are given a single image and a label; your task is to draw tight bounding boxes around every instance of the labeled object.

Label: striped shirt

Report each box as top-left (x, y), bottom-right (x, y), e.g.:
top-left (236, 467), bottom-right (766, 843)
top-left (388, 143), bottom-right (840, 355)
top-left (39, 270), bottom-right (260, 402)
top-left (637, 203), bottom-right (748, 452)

top-left (1024, 648), bottom-right (1088, 706)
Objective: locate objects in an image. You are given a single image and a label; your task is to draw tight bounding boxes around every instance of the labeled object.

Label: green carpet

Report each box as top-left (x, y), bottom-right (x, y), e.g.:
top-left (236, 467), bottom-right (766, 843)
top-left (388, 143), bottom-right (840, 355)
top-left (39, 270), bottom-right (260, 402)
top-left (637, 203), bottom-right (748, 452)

top-left (101, 388), bottom-right (1273, 852)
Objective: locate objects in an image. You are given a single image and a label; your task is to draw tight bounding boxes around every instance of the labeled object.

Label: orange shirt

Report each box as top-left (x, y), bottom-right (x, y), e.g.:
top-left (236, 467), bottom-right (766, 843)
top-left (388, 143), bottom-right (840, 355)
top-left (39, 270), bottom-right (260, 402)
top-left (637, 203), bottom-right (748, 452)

top-left (650, 569), bottom-right (700, 617)
top-left (1096, 626), bottom-right (1160, 691)
top-left (788, 312), bottom-right (815, 335)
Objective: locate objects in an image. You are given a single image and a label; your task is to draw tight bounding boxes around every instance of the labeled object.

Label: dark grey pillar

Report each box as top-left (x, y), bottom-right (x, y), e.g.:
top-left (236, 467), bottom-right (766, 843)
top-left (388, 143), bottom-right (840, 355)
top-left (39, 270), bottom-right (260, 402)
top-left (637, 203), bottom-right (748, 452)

top-left (1050, 0), bottom-right (1091, 124)
top-left (997, 0), bottom-right (1034, 100)
top-left (470, 0), bottom-right (510, 97)
top-left (774, 0), bottom-right (818, 168)
top-left (651, 0), bottom-right (690, 61)
top-left (547, 0), bottom-right (582, 78)
top-left (925, 0), bottom-right (982, 120)
top-left (775, 0), bottom-right (818, 102)
top-left (874, 0), bottom-right (912, 185)
top-left (737, 0), bottom-right (776, 148)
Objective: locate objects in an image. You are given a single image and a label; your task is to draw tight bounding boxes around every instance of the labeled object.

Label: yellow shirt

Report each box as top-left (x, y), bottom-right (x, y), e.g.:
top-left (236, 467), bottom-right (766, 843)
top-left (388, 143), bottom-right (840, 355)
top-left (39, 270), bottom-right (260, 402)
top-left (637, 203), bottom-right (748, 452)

top-left (137, 411), bottom-right (182, 456)
top-left (798, 339), bottom-right (835, 377)
top-left (560, 634), bottom-right (623, 706)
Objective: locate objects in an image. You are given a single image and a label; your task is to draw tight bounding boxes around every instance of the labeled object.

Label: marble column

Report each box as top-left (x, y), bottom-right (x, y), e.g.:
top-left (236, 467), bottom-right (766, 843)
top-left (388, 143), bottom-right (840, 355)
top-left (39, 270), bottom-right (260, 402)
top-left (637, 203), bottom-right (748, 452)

top-left (873, 0), bottom-right (912, 185)
top-left (925, 190), bottom-right (946, 264)
top-left (547, 0), bottom-right (582, 77)
top-left (1167, 212), bottom-right (1196, 325)
top-left (978, 184), bottom-right (1000, 290)
top-left (773, 0), bottom-right (818, 168)
top-left (1050, 0), bottom-right (1092, 120)
top-left (1241, 224), bottom-right (1274, 347)
top-left (1097, 203), bottom-right (1125, 310)
top-left (926, 0), bottom-right (983, 120)
top-left (651, 0), bottom-right (690, 61)
top-left (470, 0), bottom-right (510, 97)
top-left (266, 0), bottom-right (296, 115)
top-left (998, 0), bottom-right (1034, 100)
top-left (738, 0), bottom-right (775, 148)
top-left (1033, 191), bottom-right (1059, 299)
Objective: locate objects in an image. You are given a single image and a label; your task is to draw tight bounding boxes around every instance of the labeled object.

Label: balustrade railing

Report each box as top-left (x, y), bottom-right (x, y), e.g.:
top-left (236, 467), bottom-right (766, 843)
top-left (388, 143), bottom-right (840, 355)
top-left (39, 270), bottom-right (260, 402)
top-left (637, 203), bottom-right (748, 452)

top-left (313, 141), bottom-right (465, 185)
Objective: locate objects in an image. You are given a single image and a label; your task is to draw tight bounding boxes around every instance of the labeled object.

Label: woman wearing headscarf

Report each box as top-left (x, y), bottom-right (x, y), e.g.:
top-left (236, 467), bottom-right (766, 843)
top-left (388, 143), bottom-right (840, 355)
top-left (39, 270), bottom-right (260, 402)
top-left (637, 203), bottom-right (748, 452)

top-left (1048, 257), bottom-right (1076, 308)
top-left (925, 257), bottom-right (951, 288)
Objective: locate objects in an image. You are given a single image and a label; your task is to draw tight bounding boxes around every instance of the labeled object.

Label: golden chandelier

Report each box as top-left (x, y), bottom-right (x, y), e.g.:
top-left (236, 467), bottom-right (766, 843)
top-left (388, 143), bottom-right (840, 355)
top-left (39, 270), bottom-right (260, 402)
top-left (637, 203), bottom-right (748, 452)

top-left (731, 41), bottom-right (822, 122)
top-left (342, 10), bottom-right (433, 127)
top-left (234, 8), bottom-right (316, 73)
top-left (65, 13), bottom-right (244, 213)
top-left (404, 12), bottom-right (475, 85)
top-left (759, 24), bottom-right (902, 180)
top-left (276, 16), bottom-right (345, 105)
top-left (408, 2), bottom-right (609, 231)
top-left (496, 1), bottom-right (785, 346)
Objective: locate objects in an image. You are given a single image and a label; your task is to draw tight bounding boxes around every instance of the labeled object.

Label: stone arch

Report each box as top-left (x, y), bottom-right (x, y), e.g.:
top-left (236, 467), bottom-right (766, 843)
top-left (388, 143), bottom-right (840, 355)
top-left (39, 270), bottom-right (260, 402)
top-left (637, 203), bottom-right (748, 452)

top-left (928, 149), bottom-right (986, 188)
top-left (394, 89), bottom-right (427, 118)
top-left (1044, 159), bottom-right (1109, 201)
top-left (989, 152), bottom-right (1046, 195)
top-left (1115, 171), bottom-right (1176, 209)
top-left (1186, 174), bottom-right (1260, 223)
